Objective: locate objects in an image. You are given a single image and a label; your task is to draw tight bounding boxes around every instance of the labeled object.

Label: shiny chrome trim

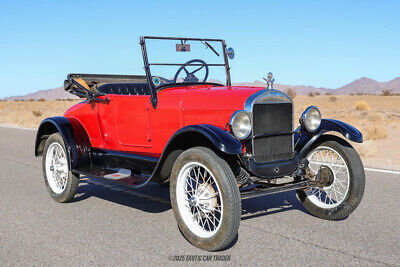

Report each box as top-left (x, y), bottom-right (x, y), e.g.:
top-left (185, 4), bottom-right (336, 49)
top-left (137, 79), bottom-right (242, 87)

top-left (244, 89), bottom-right (293, 114)
top-left (243, 89), bottom-right (294, 161)
top-left (300, 106), bottom-right (322, 132)
top-left (229, 110), bottom-right (252, 140)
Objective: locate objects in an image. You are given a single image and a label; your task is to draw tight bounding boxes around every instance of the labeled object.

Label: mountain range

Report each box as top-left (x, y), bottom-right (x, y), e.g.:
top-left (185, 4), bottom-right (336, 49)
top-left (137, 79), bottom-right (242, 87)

top-left (2, 77), bottom-right (400, 100)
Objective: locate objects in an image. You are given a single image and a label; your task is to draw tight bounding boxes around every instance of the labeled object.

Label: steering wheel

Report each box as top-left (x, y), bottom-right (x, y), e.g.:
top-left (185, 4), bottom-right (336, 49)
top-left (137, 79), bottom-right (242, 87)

top-left (173, 59), bottom-right (209, 83)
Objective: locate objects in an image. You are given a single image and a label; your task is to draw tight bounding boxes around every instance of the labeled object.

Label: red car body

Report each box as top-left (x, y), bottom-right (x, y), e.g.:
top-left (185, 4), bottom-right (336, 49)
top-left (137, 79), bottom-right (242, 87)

top-left (64, 85), bottom-right (261, 157)
top-left (35, 36), bottom-right (365, 251)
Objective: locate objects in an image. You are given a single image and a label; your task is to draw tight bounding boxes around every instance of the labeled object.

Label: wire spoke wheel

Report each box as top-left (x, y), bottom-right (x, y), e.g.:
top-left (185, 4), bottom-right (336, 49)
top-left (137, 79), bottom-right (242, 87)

top-left (171, 147), bottom-right (241, 251)
top-left (45, 142), bottom-right (68, 194)
top-left (306, 146), bottom-right (350, 209)
top-left (176, 162), bottom-right (223, 238)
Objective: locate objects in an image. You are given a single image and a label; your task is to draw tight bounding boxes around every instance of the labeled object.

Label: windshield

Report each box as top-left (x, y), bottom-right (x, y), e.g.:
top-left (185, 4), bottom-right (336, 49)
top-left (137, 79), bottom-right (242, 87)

top-left (141, 37), bottom-right (230, 88)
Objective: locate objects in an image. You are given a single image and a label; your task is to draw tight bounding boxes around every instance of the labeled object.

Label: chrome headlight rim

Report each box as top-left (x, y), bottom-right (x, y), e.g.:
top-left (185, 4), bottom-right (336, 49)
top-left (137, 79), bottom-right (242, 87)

top-left (229, 110), bottom-right (252, 140)
top-left (300, 106), bottom-right (322, 132)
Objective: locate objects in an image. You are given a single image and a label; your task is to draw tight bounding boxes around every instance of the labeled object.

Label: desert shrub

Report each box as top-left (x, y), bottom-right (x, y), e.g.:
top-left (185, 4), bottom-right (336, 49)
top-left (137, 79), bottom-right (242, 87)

top-left (37, 98), bottom-right (46, 102)
top-left (32, 110), bottom-right (43, 117)
top-left (284, 87), bottom-right (296, 99)
top-left (381, 89), bottom-right (392, 96)
top-left (307, 92), bottom-right (315, 97)
top-left (363, 125), bottom-right (388, 140)
top-left (329, 96), bottom-right (337, 102)
top-left (368, 112), bottom-right (386, 123)
top-left (354, 101), bottom-right (370, 111)
top-left (350, 93), bottom-right (355, 96)
top-left (325, 92), bottom-right (332, 95)
top-left (314, 91), bottom-right (321, 96)
top-left (356, 92), bottom-right (365, 96)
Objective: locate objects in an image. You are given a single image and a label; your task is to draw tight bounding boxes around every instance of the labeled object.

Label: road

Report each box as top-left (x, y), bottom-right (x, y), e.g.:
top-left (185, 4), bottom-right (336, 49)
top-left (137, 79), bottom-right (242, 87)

top-left (0, 126), bottom-right (399, 266)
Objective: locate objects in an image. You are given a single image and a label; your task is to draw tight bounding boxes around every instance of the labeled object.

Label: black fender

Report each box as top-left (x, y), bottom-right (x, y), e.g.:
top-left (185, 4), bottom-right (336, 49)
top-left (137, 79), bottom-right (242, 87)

top-left (295, 119), bottom-right (363, 157)
top-left (151, 124), bottom-right (242, 182)
top-left (35, 116), bottom-right (91, 170)
top-left (166, 124), bottom-right (242, 154)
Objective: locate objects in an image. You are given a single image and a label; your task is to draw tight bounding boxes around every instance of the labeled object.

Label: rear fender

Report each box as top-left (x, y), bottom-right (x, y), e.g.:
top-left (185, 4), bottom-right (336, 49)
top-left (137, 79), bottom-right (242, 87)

top-left (295, 119), bottom-right (363, 157)
top-left (35, 117), bottom-right (91, 170)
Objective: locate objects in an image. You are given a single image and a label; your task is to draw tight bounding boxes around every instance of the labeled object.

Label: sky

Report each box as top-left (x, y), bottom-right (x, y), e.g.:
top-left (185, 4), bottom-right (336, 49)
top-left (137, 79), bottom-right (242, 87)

top-left (0, 0), bottom-right (399, 98)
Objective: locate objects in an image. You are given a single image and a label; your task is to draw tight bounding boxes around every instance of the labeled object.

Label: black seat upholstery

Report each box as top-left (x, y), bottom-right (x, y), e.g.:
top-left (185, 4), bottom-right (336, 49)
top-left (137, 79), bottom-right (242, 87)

top-left (97, 83), bottom-right (150, 95)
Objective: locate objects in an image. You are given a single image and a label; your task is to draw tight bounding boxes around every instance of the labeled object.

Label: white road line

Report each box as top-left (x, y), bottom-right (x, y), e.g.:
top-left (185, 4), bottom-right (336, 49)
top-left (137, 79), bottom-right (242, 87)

top-left (0, 124), bottom-right (399, 175)
top-left (0, 124), bottom-right (36, 131)
top-left (364, 167), bottom-right (400, 175)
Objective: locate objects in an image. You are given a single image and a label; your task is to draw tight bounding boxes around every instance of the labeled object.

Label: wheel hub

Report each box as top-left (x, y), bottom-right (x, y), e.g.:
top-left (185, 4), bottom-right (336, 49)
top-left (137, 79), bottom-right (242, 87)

top-left (188, 196), bottom-right (197, 206)
top-left (196, 183), bottom-right (217, 213)
top-left (315, 165), bottom-right (335, 187)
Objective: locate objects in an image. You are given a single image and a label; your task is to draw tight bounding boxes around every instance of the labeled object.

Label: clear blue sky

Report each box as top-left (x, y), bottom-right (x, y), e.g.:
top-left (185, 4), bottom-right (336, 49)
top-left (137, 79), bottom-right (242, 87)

top-left (0, 0), bottom-right (399, 98)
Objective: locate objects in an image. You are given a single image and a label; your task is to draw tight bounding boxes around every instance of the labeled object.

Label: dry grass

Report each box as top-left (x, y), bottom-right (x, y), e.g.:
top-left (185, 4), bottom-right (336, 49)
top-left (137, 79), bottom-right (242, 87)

top-left (354, 101), bottom-right (370, 111)
top-left (359, 113), bottom-right (388, 140)
top-left (2, 95), bottom-right (400, 137)
top-left (294, 95), bottom-right (400, 140)
top-left (381, 89), bottom-right (392, 96)
top-left (0, 100), bottom-right (80, 128)
top-left (32, 110), bottom-right (43, 117)
top-left (1, 95), bottom-right (400, 164)
top-left (307, 92), bottom-right (315, 97)
top-left (284, 88), bottom-right (296, 99)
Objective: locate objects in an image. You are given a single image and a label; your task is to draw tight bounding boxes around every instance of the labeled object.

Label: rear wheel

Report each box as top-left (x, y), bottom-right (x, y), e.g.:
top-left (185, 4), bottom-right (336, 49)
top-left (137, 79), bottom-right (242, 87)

top-left (170, 147), bottom-right (241, 251)
top-left (42, 133), bottom-right (79, 203)
top-left (297, 136), bottom-right (365, 220)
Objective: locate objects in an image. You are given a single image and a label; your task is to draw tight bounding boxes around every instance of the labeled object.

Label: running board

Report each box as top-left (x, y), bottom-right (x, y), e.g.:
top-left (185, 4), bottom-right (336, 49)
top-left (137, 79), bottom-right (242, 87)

top-left (73, 167), bottom-right (149, 187)
top-left (240, 180), bottom-right (311, 200)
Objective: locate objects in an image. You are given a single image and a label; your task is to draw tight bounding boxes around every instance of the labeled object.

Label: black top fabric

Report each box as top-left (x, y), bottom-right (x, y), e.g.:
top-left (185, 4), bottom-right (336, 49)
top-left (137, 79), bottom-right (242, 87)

top-left (97, 83), bottom-right (150, 95)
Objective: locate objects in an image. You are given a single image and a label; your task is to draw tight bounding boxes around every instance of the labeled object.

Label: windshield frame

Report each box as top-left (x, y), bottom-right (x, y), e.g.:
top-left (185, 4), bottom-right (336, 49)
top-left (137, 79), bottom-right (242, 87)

top-left (139, 36), bottom-right (232, 108)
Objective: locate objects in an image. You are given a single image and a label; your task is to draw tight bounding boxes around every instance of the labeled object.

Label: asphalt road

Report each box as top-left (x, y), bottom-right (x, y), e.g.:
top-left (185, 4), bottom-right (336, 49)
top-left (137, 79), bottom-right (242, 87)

top-left (0, 126), bottom-right (399, 266)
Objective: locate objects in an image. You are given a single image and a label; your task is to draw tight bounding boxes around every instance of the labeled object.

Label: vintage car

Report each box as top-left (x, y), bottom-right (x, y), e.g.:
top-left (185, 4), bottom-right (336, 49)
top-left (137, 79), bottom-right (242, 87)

top-left (35, 36), bottom-right (365, 251)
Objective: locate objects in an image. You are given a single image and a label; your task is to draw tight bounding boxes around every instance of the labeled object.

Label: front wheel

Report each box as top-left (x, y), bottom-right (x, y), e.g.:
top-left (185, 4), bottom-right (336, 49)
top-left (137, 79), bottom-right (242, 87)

top-left (170, 147), bottom-right (241, 251)
top-left (297, 135), bottom-right (365, 220)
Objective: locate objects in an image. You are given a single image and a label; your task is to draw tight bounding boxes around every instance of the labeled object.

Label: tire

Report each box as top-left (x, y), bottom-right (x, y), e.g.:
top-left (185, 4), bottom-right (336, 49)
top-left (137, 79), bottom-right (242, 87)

top-left (170, 147), bottom-right (241, 251)
top-left (297, 135), bottom-right (365, 220)
top-left (42, 133), bottom-right (79, 203)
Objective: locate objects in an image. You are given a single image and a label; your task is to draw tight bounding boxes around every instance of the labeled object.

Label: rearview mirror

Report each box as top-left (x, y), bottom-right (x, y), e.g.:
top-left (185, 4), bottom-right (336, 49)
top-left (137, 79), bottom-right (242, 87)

top-left (176, 43), bottom-right (191, 52)
top-left (226, 47), bottom-right (235, 59)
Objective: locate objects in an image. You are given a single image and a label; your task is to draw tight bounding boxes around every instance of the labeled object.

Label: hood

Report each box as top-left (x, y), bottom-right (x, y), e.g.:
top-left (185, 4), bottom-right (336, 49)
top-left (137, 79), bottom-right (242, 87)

top-left (158, 85), bottom-right (264, 109)
top-left (158, 85), bottom-right (265, 128)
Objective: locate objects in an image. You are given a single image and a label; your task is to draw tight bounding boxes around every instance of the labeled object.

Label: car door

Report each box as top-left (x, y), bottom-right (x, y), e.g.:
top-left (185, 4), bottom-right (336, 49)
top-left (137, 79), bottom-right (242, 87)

top-left (112, 95), bottom-right (152, 148)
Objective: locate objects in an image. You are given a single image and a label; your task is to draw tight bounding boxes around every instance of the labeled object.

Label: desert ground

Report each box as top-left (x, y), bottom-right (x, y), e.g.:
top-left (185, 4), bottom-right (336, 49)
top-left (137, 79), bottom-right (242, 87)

top-left (0, 95), bottom-right (399, 170)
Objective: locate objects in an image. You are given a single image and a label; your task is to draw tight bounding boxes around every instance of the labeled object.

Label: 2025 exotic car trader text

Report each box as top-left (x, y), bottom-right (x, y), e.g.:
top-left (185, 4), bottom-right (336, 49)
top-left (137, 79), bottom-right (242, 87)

top-left (35, 36), bottom-right (365, 251)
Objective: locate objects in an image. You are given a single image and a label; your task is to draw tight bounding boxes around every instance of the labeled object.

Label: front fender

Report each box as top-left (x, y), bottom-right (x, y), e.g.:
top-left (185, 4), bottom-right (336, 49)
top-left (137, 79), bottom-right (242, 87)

top-left (150, 124), bottom-right (242, 182)
top-left (167, 124), bottom-right (242, 155)
top-left (295, 119), bottom-right (363, 157)
top-left (35, 116), bottom-right (91, 170)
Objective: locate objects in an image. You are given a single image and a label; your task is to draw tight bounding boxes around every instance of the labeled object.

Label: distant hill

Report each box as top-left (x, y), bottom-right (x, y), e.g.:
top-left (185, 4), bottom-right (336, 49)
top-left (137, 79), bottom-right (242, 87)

top-left (233, 77), bottom-right (400, 95)
top-left (333, 77), bottom-right (400, 94)
top-left (3, 87), bottom-right (78, 101)
top-left (2, 76), bottom-right (399, 100)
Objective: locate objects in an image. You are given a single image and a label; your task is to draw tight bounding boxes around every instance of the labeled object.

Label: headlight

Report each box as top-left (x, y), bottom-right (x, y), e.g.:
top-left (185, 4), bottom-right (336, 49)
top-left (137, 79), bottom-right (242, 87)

top-left (300, 106), bottom-right (321, 132)
top-left (230, 111), bottom-right (251, 140)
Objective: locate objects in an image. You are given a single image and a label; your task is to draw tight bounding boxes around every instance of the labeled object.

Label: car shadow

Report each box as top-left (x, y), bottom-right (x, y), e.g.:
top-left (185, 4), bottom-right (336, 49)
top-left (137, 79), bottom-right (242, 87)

top-left (71, 177), bottom-right (310, 217)
top-left (71, 178), bottom-right (171, 213)
top-left (241, 191), bottom-right (310, 220)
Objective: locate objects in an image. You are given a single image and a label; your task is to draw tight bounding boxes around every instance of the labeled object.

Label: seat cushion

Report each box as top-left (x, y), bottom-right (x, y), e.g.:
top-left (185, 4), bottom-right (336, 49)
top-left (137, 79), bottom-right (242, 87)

top-left (97, 83), bottom-right (150, 95)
